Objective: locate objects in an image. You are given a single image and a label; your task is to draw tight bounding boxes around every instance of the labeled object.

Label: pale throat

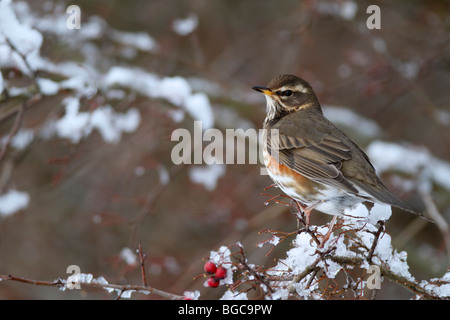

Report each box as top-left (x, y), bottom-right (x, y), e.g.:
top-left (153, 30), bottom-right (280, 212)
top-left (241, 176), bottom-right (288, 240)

top-left (264, 96), bottom-right (282, 122)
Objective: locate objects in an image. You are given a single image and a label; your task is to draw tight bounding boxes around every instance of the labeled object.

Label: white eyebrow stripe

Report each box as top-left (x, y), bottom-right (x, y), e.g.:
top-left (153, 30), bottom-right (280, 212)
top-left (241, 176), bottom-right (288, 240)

top-left (277, 84), bottom-right (309, 93)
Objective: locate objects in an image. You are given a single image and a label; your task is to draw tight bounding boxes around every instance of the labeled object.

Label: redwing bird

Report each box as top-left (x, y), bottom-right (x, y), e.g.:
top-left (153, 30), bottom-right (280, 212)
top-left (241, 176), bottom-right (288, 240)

top-left (253, 74), bottom-right (430, 227)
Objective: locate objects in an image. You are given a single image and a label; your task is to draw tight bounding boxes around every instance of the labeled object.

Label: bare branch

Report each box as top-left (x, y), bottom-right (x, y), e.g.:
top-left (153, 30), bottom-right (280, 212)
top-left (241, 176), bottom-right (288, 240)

top-left (138, 241), bottom-right (148, 287)
top-left (0, 273), bottom-right (184, 300)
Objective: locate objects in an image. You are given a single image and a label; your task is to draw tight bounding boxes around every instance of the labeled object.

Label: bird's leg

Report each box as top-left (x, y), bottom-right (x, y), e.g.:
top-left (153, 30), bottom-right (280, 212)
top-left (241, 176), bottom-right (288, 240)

top-left (304, 208), bottom-right (312, 230)
top-left (318, 215), bottom-right (338, 248)
top-left (292, 201), bottom-right (308, 229)
top-left (294, 201), bottom-right (322, 230)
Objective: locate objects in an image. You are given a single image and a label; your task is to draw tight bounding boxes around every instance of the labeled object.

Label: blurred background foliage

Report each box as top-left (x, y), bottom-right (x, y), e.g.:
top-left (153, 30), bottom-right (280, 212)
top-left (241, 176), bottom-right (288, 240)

top-left (0, 0), bottom-right (449, 299)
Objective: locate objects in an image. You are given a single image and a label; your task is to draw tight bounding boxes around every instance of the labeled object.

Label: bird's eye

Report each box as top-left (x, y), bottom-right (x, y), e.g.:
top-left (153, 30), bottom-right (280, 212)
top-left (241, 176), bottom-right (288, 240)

top-left (277, 90), bottom-right (293, 97)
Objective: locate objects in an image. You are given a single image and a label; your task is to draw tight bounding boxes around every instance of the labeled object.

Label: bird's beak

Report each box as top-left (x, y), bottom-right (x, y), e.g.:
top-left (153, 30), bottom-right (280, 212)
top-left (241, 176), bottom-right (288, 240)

top-left (252, 86), bottom-right (274, 96)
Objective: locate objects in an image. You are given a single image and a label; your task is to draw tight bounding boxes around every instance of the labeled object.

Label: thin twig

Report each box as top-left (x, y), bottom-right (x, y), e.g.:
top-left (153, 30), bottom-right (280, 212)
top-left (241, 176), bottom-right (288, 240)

top-left (0, 273), bottom-right (184, 300)
top-left (0, 274), bottom-right (65, 287)
top-left (233, 245), bottom-right (274, 293)
top-left (419, 189), bottom-right (450, 265)
top-left (138, 241), bottom-right (148, 287)
top-left (0, 103), bottom-right (24, 162)
top-left (2, 34), bottom-right (40, 92)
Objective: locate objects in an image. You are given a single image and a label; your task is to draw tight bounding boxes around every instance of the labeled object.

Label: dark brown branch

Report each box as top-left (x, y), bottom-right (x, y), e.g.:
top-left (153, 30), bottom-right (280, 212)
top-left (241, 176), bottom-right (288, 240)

top-left (367, 221), bottom-right (385, 264)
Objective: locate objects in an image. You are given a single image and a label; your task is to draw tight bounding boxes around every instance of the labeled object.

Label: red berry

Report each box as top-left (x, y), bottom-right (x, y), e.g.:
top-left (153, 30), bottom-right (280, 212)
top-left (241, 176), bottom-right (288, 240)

top-left (215, 267), bottom-right (227, 279)
top-left (207, 276), bottom-right (220, 288)
top-left (204, 261), bottom-right (217, 274)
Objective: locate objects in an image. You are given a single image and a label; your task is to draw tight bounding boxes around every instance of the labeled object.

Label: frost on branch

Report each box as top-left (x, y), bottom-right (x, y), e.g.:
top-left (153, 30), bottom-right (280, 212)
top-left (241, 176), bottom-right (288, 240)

top-left (204, 204), bottom-right (450, 300)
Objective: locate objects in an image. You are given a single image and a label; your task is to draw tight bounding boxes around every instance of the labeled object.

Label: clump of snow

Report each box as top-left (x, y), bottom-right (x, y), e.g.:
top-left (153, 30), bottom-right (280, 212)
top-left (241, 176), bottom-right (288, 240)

top-left (167, 109), bottom-right (185, 123)
top-left (36, 78), bottom-right (59, 95)
top-left (184, 93), bottom-right (214, 130)
top-left (91, 106), bottom-right (141, 143)
top-left (367, 203), bottom-right (392, 224)
top-left (0, 0), bottom-right (43, 74)
top-left (314, 0), bottom-right (358, 21)
top-left (52, 97), bottom-right (89, 143)
top-left (111, 30), bottom-right (158, 52)
top-left (420, 271), bottom-right (450, 298)
top-left (189, 164), bottom-right (226, 191)
top-left (183, 290), bottom-right (201, 300)
top-left (344, 204), bottom-right (414, 281)
top-left (344, 202), bottom-right (392, 225)
top-left (322, 105), bottom-right (383, 138)
top-left (119, 247), bottom-right (138, 266)
top-left (103, 67), bottom-right (214, 130)
top-left (157, 165), bottom-right (170, 185)
top-left (209, 246), bottom-right (232, 266)
top-left (339, 1), bottom-right (358, 20)
top-left (367, 141), bottom-right (450, 191)
top-left (2, 128), bottom-right (34, 150)
top-left (394, 60), bottom-right (420, 80)
top-left (172, 14), bottom-right (198, 36)
top-left (0, 189), bottom-right (30, 217)
top-left (434, 109), bottom-right (450, 126)
top-left (220, 290), bottom-right (248, 300)
top-left (275, 231), bottom-right (320, 274)
top-left (157, 76), bottom-right (192, 106)
top-left (47, 97), bottom-right (141, 144)
top-left (64, 272), bottom-right (108, 289)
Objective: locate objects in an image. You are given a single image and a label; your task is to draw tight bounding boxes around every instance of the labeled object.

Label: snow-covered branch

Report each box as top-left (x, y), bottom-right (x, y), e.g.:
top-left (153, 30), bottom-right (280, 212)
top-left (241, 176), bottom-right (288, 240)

top-left (201, 204), bottom-right (450, 300)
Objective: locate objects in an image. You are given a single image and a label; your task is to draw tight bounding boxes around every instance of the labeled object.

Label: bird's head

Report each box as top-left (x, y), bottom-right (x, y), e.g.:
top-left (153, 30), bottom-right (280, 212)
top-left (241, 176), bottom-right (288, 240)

top-left (253, 74), bottom-right (319, 121)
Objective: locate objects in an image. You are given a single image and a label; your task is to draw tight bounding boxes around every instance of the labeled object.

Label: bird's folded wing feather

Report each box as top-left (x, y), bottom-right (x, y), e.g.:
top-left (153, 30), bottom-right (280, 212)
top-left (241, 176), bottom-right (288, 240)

top-left (268, 130), bottom-right (421, 216)
top-left (267, 131), bottom-right (360, 194)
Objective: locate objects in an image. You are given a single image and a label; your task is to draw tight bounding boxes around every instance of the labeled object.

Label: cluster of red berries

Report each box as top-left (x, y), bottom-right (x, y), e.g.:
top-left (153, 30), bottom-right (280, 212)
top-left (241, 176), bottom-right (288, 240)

top-left (204, 261), bottom-right (227, 288)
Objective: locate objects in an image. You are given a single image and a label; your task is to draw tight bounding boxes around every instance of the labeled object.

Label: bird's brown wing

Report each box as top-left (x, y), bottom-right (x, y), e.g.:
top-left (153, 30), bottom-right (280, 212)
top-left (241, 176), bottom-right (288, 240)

top-left (266, 110), bottom-right (421, 215)
top-left (269, 130), bottom-right (361, 195)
